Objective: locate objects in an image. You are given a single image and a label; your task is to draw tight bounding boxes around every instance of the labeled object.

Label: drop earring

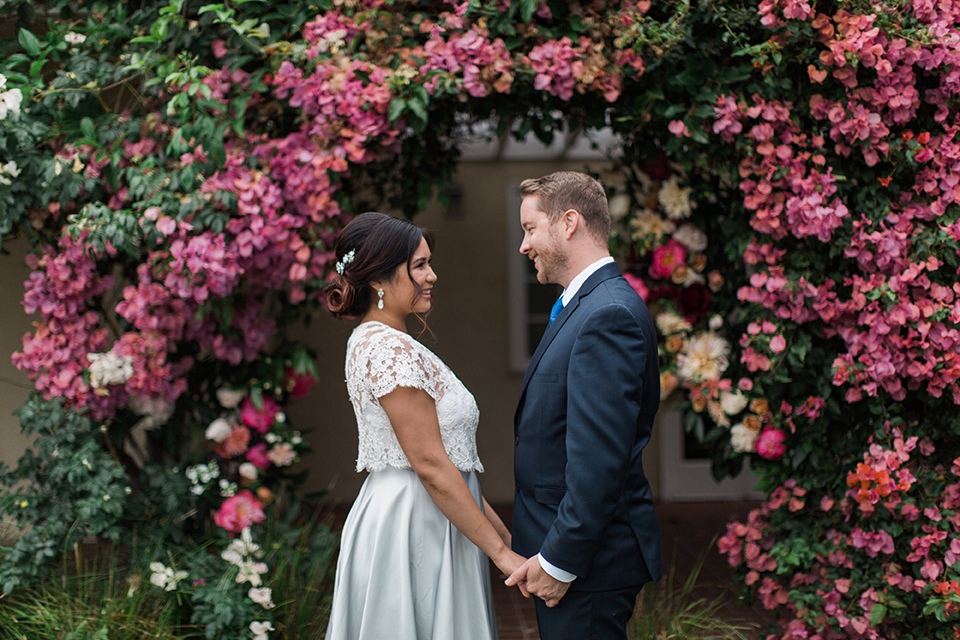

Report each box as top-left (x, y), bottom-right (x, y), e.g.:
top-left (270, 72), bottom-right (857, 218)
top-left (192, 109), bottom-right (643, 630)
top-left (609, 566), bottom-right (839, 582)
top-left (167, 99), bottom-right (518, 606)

top-left (377, 288), bottom-right (384, 310)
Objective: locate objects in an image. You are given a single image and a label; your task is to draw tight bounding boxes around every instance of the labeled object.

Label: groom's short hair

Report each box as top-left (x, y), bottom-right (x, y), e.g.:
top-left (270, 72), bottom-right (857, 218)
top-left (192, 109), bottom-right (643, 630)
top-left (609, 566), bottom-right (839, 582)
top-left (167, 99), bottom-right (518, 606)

top-left (519, 171), bottom-right (611, 245)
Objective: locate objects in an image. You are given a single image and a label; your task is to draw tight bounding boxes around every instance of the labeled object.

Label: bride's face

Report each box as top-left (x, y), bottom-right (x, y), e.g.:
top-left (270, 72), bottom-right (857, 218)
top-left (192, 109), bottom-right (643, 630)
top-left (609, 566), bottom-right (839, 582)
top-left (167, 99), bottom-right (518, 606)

top-left (387, 237), bottom-right (436, 315)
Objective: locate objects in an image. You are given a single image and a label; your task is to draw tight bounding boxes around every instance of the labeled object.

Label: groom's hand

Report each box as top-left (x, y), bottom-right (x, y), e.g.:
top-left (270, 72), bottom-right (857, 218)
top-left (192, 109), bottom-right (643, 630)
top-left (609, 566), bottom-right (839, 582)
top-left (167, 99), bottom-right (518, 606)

top-left (505, 557), bottom-right (571, 607)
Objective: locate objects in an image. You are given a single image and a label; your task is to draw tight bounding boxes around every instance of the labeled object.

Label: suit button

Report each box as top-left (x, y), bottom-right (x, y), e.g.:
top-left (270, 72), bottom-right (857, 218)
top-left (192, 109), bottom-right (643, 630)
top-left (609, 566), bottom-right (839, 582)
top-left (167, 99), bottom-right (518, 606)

top-left (515, 482), bottom-right (520, 491)
top-left (515, 436), bottom-right (519, 445)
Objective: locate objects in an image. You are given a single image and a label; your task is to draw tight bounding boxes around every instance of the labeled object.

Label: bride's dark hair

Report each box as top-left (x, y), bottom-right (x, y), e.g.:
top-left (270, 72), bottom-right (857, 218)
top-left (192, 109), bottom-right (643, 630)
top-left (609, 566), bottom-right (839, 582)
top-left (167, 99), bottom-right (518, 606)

top-left (325, 212), bottom-right (434, 320)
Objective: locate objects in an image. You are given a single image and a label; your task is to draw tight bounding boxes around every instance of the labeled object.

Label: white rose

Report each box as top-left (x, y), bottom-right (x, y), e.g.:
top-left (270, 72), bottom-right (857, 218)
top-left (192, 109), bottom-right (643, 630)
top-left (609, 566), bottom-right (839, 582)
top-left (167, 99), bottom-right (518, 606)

top-left (239, 462), bottom-right (259, 481)
top-left (216, 387), bottom-right (246, 408)
top-left (608, 193), bottom-right (631, 221)
top-left (672, 223), bottom-right (707, 252)
top-left (205, 418), bottom-right (233, 443)
top-left (720, 390), bottom-right (749, 416)
top-left (708, 314), bottom-right (724, 331)
top-left (730, 423), bottom-right (759, 453)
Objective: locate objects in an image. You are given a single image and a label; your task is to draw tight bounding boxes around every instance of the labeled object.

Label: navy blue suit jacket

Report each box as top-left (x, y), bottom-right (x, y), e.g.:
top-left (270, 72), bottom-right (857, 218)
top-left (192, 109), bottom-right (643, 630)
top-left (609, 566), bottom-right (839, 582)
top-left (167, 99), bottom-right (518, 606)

top-left (513, 262), bottom-right (663, 592)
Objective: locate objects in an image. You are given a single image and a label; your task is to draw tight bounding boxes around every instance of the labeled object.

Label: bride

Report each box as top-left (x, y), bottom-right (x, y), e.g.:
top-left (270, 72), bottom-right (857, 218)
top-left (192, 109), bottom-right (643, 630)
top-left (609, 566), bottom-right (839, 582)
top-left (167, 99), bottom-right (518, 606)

top-left (324, 212), bottom-right (524, 640)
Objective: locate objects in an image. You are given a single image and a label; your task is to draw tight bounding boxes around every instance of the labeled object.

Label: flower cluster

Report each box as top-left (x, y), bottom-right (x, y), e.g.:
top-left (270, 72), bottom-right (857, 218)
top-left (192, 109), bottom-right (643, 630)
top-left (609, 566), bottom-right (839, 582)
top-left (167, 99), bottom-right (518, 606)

top-left (149, 562), bottom-right (189, 592)
top-left (612, 167), bottom-right (785, 458)
top-left (720, 425), bottom-right (960, 637)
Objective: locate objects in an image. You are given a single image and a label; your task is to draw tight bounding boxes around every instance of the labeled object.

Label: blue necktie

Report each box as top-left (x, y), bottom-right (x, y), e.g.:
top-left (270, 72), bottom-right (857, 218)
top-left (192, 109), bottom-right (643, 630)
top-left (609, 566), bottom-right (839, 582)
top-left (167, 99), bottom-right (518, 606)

top-left (548, 296), bottom-right (564, 325)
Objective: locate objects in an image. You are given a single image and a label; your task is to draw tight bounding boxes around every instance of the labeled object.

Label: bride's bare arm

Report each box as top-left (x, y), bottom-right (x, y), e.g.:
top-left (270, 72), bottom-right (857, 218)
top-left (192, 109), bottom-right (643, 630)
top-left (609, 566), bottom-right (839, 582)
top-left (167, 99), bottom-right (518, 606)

top-left (380, 386), bottom-right (524, 578)
top-left (482, 497), bottom-right (511, 547)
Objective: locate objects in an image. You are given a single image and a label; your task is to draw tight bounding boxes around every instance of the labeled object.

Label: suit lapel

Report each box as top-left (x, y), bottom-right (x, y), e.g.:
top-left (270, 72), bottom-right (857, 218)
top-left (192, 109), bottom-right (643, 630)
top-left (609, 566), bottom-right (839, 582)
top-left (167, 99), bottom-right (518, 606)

top-left (517, 262), bottom-right (622, 402)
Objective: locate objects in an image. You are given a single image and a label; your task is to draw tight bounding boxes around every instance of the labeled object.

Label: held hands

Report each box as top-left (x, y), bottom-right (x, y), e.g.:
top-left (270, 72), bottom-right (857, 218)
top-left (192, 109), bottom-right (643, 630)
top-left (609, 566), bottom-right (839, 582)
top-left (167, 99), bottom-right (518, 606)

top-left (493, 548), bottom-right (527, 586)
top-left (504, 556), bottom-right (571, 607)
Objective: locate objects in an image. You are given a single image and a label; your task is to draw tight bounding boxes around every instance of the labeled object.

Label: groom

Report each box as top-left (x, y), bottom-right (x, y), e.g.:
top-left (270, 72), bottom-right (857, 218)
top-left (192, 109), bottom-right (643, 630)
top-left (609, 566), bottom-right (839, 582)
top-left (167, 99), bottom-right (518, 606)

top-left (506, 171), bottom-right (663, 640)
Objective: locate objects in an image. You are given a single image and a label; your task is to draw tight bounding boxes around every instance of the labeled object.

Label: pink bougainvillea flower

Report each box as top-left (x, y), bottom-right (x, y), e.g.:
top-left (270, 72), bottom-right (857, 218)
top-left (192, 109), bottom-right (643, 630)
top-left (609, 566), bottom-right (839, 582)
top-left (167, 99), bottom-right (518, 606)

top-left (246, 443), bottom-right (271, 470)
top-left (284, 368), bottom-right (318, 399)
top-left (756, 429), bottom-right (787, 460)
top-left (214, 490), bottom-right (266, 533)
top-left (240, 396), bottom-right (281, 433)
top-left (622, 272), bottom-right (649, 301)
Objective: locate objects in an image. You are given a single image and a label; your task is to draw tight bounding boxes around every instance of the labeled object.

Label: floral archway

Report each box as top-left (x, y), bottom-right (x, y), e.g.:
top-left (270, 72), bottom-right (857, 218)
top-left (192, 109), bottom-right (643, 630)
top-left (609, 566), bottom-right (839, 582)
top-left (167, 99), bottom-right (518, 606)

top-left (0, 0), bottom-right (958, 637)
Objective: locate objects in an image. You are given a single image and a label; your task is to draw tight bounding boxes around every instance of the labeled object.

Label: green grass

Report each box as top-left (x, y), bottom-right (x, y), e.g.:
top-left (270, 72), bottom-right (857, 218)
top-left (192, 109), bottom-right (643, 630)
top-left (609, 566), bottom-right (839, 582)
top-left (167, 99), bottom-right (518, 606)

top-left (0, 559), bottom-right (191, 640)
top-left (631, 544), bottom-right (756, 640)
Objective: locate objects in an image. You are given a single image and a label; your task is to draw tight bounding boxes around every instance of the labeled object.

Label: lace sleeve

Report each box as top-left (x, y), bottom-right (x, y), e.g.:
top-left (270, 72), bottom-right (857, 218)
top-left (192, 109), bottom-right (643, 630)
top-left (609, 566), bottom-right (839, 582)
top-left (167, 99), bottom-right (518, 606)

top-left (363, 332), bottom-right (442, 404)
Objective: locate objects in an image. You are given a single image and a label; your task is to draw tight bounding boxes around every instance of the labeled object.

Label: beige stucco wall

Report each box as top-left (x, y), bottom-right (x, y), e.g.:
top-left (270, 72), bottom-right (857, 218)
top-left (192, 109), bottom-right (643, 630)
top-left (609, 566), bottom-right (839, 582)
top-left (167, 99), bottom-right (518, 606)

top-left (0, 238), bottom-right (38, 475)
top-left (0, 162), bottom-right (662, 509)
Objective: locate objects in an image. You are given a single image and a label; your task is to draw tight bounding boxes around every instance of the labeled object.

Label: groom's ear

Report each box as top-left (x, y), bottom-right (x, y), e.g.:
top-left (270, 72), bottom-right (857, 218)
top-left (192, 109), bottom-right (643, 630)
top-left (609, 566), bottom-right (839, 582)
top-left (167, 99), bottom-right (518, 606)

top-left (560, 209), bottom-right (580, 239)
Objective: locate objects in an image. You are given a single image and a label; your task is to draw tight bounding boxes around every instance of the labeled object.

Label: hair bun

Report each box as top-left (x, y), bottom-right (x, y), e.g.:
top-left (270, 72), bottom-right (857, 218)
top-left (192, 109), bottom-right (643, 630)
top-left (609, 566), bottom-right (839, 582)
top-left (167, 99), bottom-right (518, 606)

top-left (325, 275), bottom-right (358, 320)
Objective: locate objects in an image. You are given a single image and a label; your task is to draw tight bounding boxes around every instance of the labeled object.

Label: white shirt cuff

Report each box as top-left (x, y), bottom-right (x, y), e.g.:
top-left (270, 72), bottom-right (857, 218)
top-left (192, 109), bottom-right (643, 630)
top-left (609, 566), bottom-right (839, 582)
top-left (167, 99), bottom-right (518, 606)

top-left (537, 553), bottom-right (576, 583)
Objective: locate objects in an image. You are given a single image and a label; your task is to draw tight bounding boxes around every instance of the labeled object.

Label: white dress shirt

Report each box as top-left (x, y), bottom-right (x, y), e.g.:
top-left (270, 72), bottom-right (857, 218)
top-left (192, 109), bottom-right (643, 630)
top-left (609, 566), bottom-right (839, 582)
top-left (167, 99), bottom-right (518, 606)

top-left (537, 255), bottom-right (615, 583)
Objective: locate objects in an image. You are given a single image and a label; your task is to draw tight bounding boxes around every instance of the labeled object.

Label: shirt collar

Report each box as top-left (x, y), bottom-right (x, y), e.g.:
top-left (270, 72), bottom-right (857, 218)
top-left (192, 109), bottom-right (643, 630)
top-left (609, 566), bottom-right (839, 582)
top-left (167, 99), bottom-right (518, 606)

top-left (561, 256), bottom-right (615, 306)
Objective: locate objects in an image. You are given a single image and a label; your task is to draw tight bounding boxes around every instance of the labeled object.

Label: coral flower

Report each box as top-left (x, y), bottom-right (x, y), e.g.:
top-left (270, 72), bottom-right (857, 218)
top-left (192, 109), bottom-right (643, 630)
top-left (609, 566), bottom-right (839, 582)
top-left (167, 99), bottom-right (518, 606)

top-left (214, 490), bottom-right (266, 533)
top-left (216, 425), bottom-right (251, 458)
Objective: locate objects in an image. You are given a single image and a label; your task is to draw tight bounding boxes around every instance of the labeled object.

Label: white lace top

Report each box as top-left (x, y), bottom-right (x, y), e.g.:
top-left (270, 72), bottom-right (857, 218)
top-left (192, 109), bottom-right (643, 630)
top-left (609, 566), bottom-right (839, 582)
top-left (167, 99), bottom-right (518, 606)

top-left (345, 321), bottom-right (484, 473)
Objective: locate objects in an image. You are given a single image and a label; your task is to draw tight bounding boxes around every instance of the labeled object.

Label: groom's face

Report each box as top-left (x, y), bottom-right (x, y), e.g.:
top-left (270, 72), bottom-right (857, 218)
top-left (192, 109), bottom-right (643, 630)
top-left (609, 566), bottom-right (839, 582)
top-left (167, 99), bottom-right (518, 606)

top-left (519, 195), bottom-right (568, 286)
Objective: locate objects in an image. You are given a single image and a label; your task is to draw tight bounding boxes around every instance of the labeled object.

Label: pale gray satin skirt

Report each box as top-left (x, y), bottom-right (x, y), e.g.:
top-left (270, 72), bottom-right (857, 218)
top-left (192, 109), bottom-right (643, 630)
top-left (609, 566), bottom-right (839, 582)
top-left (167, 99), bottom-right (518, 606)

top-left (325, 468), bottom-right (499, 640)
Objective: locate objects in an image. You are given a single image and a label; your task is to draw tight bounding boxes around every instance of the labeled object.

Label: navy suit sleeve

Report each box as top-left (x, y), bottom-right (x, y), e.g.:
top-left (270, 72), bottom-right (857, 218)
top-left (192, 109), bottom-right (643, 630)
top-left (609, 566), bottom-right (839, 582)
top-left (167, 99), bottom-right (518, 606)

top-left (539, 302), bottom-right (647, 576)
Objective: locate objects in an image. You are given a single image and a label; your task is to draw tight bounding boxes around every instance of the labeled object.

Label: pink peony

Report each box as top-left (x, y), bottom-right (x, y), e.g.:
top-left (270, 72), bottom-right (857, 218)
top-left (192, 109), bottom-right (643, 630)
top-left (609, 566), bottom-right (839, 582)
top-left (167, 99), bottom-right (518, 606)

top-left (756, 429), bottom-right (787, 460)
top-left (284, 368), bottom-right (318, 399)
top-left (246, 443), bottom-right (271, 470)
top-left (648, 240), bottom-right (687, 280)
top-left (240, 396), bottom-right (281, 433)
top-left (622, 272), bottom-right (649, 301)
top-left (214, 490), bottom-right (266, 533)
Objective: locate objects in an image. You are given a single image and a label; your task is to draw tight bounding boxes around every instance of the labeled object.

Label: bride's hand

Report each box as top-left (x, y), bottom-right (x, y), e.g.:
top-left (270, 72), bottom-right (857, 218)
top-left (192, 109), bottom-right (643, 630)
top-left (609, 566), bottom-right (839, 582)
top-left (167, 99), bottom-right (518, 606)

top-left (493, 548), bottom-right (526, 580)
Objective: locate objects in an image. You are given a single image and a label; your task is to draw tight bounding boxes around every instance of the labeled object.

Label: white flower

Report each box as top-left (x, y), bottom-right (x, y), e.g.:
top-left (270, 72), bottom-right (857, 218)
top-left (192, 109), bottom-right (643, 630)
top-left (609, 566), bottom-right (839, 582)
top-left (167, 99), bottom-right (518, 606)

top-left (708, 314), bottom-right (724, 331)
top-left (720, 390), bottom-right (749, 416)
top-left (730, 423), bottom-right (759, 453)
top-left (267, 443), bottom-right (296, 467)
top-left (249, 587), bottom-right (275, 609)
top-left (216, 387), bottom-right (246, 408)
top-left (629, 210), bottom-right (675, 244)
top-left (128, 395), bottom-right (174, 430)
top-left (219, 479), bottom-right (237, 497)
top-left (676, 332), bottom-right (730, 382)
top-left (0, 87), bottom-right (23, 120)
top-left (237, 560), bottom-right (269, 586)
top-left (87, 351), bottom-right (135, 389)
top-left (655, 310), bottom-right (692, 336)
top-left (64, 32), bottom-right (86, 45)
top-left (223, 528), bottom-right (263, 566)
top-left (658, 176), bottom-right (695, 220)
top-left (250, 621), bottom-right (275, 640)
top-left (608, 193), bottom-right (631, 221)
top-left (205, 417), bottom-right (233, 443)
top-left (149, 562), bottom-right (188, 591)
top-left (672, 223), bottom-right (707, 252)
top-left (239, 462), bottom-right (259, 481)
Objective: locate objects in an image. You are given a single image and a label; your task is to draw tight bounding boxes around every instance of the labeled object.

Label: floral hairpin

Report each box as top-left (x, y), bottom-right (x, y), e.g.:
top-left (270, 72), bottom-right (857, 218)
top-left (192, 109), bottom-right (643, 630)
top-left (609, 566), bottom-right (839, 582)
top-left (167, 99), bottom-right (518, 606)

top-left (335, 249), bottom-right (356, 275)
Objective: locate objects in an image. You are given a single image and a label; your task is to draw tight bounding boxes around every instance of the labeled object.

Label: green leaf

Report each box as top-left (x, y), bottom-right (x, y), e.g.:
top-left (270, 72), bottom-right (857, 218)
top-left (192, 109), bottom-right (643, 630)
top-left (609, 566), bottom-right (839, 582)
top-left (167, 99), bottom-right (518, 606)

top-left (80, 117), bottom-right (95, 141)
top-left (520, 0), bottom-right (537, 22)
top-left (869, 603), bottom-right (887, 626)
top-left (388, 98), bottom-right (406, 122)
top-left (18, 29), bottom-right (42, 57)
top-left (407, 97), bottom-right (428, 123)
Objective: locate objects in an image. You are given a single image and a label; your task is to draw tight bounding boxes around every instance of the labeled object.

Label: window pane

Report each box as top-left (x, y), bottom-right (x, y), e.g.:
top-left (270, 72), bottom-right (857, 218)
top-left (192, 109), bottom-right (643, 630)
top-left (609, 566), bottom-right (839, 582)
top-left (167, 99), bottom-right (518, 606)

top-left (528, 282), bottom-right (559, 312)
